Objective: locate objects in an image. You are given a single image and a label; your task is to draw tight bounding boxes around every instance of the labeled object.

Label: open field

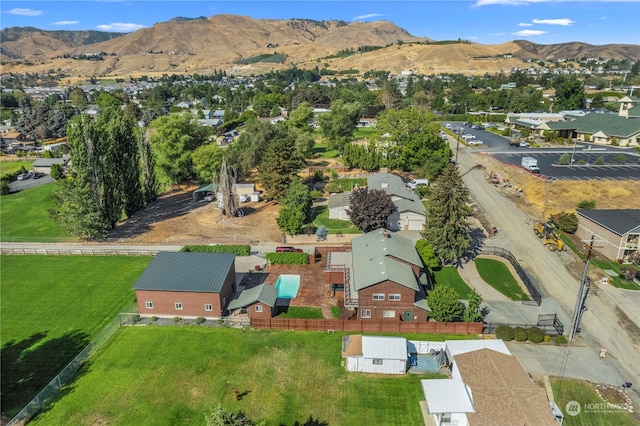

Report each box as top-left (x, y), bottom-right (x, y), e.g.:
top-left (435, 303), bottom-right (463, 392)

top-left (431, 266), bottom-right (476, 299)
top-left (0, 182), bottom-right (71, 242)
top-left (30, 327), bottom-right (460, 425)
top-left (0, 160), bottom-right (34, 175)
top-left (475, 258), bottom-right (531, 301)
top-left (1, 255), bottom-right (151, 417)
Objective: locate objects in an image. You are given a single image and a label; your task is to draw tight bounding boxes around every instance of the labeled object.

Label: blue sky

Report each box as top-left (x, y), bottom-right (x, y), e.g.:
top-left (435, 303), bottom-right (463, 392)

top-left (2, 1), bottom-right (639, 45)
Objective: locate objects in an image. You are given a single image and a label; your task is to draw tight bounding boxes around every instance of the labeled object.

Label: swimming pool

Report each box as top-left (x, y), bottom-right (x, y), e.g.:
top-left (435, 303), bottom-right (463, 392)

top-left (274, 274), bottom-right (301, 298)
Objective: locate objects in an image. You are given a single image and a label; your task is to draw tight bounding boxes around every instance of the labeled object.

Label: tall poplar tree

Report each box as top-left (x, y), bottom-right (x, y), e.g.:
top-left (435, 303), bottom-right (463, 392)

top-left (421, 165), bottom-right (471, 264)
top-left (258, 134), bottom-right (303, 201)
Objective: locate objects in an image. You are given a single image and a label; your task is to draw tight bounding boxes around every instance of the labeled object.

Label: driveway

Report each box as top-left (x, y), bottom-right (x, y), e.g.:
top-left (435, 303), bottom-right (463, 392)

top-left (8, 174), bottom-right (54, 192)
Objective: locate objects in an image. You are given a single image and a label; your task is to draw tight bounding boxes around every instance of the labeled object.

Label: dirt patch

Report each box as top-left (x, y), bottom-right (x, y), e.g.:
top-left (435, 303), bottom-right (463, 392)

top-left (109, 189), bottom-right (282, 245)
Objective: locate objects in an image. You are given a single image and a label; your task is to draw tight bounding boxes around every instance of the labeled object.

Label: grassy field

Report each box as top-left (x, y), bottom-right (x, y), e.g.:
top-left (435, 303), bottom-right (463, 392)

top-left (311, 205), bottom-right (362, 234)
top-left (475, 258), bottom-right (531, 301)
top-left (31, 327), bottom-right (452, 426)
top-left (0, 160), bottom-right (34, 175)
top-left (551, 377), bottom-right (637, 425)
top-left (1, 255), bottom-right (152, 416)
top-left (313, 143), bottom-right (340, 159)
top-left (431, 266), bottom-right (476, 299)
top-left (0, 182), bottom-right (72, 242)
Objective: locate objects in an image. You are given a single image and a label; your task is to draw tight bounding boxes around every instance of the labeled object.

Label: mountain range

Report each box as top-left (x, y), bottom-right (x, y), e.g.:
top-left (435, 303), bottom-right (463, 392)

top-left (2, 14), bottom-right (639, 79)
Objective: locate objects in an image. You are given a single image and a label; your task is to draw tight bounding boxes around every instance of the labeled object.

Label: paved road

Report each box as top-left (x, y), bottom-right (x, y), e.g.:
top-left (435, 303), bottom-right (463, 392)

top-left (8, 174), bottom-right (54, 192)
top-left (451, 138), bottom-right (640, 402)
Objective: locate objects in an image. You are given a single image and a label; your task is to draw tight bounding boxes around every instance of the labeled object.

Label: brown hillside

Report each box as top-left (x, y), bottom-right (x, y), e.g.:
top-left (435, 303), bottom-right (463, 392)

top-left (512, 40), bottom-right (640, 61)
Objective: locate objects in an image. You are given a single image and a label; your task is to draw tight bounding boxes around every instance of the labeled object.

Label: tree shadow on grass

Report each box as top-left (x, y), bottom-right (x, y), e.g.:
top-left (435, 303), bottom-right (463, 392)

top-left (1, 330), bottom-right (89, 418)
top-left (461, 227), bottom-right (487, 264)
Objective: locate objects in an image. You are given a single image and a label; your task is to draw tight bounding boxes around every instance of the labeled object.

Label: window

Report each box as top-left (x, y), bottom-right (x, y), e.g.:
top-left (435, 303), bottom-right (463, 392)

top-left (372, 293), bottom-right (385, 300)
top-left (372, 359), bottom-right (383, 365)
top-left (383, 310), bottom-right (396, 318)
top-left (204, 304), bottom-right (213, 311)
top-left (255, 305), bottom-right (263, 312)
top-left (175, 303), bottom-right (183, 310)
top-left (145, 301), bottom-right (153, 309)
top-left (361, 309), bottom-right (371, 318)
top-left (388, 294), bottom-right (401, 301)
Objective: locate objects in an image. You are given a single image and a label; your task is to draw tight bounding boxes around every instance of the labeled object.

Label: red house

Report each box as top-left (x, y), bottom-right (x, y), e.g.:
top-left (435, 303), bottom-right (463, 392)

top-left (326, 228), bottom-right (430, 322)
top-left (133, 252), bottom-right (237, 319)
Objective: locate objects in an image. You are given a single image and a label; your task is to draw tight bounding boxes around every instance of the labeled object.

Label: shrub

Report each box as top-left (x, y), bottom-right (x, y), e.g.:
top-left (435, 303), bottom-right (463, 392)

top-left (513, 327), bottom-right (528, 342)
top-left (0, 178), bottom-right (9, 195)
top-left (550, 211), bottom-right (578, 233)
top-left (266, 252), bottom-right (309, 265)
top-left (544, 335), bottom-right (551, 343)
top-left (596, 156), bottom-right (605, 165)
top-left (577, 200), bottom-right (596, 209)
top-left (50, 163), bottom-right (64, 180)
top-left (527, 326), bottom-right (544, 343)
top-left (150, 316), bottom-right (158, 322)
top-left (496, 325), bottom-right (514, 341)
top-left (556, 335), bottom-right (568, 344)
top-left (196, 316), bottom-right (206, 325)
top-left (558, 153), bottom-right (570, 165)
top-left (173, 316), bottom-right (181, 323)
top-left (180, 244), bottom-right (251, 256)
top-left (331, 305), bottom-right (341, 319)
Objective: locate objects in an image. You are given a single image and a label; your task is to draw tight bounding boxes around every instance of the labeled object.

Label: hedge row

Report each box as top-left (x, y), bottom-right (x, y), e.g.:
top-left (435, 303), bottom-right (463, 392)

top-left (495, 325), bottom-right (561, 344)
top-left (180, 245), bottom-right (251, 256)
top-left (266, 252), bottom-right (309, 265)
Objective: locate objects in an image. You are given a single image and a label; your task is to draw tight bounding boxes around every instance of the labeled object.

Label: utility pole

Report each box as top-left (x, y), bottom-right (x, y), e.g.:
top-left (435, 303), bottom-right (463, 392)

top-left (568, 236), bottom-right (602, 341)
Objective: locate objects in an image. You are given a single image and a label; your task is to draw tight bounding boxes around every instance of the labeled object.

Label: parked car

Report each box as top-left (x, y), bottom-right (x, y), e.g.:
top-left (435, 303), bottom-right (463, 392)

top-left (467, 140), bottom-right (483, 146)
top-left (407, 179), bottom-right (429, 189)
top-left (275, 246), bottom-right (303, 253)
top-left (462, 134), bottom-right (475, 140)
top-left (32, 172), bottom-right (45, 179)
top-left (17, 173), bottom-right (30, 180)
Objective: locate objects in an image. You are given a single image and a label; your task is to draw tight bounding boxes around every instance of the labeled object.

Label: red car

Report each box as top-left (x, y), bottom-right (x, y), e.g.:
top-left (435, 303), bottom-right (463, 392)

top-left (275, 246), bottom-right (303, 253)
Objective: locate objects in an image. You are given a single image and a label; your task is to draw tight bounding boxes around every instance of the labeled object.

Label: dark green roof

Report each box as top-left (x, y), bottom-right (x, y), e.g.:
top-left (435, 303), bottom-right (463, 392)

top-left (133, 252), bottom-right (235, 292)
top-left (577, 209), bottom-right (640, 236)
top-left (545, 121), bottom-right (577, 131)
top-left (194, 183), bottom-right (215, 193)
top-left (570, 113), bottom-right (640, 138)
top-left (228, 283), bottom-right (278, 310)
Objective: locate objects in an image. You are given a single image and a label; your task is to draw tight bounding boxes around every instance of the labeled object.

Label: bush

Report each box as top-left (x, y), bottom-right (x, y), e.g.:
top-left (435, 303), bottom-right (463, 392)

top-left (196, 316), bottom-right (206, 325)
top-left (527, 326), bottom-right (544, 343)
top-left (150, 316), bottom-right (158, 322)
top-left (496, 325), bottom-right (514, 341)
top-left (331, 305), bottom-right (341, 319)
top-left (180, 244), bottom-right (251, 256)
top-left (544, 335), bottom-right (551, 343)
top-left (266, 252), bottom-right (309, 265)
top-left (0, 178), bottom-right (10, 195)
top-left (549, 211), bottom-right (578, 233)
top-left (558, 153), bottom-right (570, 165)
top-left (50, 163), bottom-right (64, 180)
top-left (556, 335), bottom-right (568, 344)
top-left (513, 327), bottom-right (528, 342)
top-left (173, 316), bottom-right (181, 323)
top-left (577, 200), bottom-right (596, 209)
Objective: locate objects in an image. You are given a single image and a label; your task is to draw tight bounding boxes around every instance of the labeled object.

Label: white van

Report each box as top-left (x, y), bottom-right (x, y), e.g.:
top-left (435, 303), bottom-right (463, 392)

top-left (406, 179), bottom-right (429, 190)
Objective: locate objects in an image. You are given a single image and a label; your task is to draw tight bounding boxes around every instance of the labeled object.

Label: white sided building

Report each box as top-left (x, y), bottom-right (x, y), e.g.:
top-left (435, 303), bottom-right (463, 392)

top-left (341, 335), bottom-right (408, 375)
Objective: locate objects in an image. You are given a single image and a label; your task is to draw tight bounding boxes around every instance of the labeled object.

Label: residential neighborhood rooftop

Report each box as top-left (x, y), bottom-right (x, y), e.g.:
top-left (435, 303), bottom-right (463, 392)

top-left (577, 209), bottom-right (640, 236)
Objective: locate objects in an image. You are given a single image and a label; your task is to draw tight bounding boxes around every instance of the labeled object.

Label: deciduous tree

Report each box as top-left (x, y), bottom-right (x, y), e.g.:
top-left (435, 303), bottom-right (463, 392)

top-left (463, 291), bottom-right (483, 322)
top-left (347, 187), bottom-right (396, 233)
top-left (427, 285), bottom-right (463, 322)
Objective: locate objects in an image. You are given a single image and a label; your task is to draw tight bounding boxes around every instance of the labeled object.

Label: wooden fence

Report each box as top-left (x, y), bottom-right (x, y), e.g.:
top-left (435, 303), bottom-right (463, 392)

top-left (0, 248), bottom-right (159, 256)
top-left (251, 318), bottom-right (483, 334)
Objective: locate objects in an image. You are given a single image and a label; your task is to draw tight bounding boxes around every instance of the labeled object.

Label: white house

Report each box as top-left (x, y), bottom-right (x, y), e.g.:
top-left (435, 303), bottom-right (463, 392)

top-left (342, 335), bottom-right (408, 375)
top-left (420, 340), bottom-right (557, 426)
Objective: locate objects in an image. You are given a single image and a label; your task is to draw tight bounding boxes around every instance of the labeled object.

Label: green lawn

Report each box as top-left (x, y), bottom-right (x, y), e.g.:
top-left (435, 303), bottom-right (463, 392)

top-left (551, 377), bottom-right (637, 425)
top-left (330, 177), bottom-right (367, 192)
top-left (311, 205), bottom-right (362, 234)
top-left (1, 255), bottom-right (152, 417)
top-left (354, 127), bottom-right (376, 139)
top-left (475, 258), bottom-right (531, 301)
top-left (276, 306), bottom-right (324, 318)
top-left (31, 327), bottom-right (447, 426)
top-left (313, 143), bottom-right (340, 159)
top-left (431, 266), bottom-right (476, 299)
top-left (0, 160), bottom-right (34, 175)
top-left (561, 235), bottom-right (640, 290)
top-left (0, 182), bottom-right (73, 242)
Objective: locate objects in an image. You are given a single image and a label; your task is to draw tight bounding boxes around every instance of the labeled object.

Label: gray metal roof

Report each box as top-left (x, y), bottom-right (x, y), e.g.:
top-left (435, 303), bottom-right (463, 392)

top-left (362, 335), bottom-right (407, 360)
top-left (577, 209), bottom-right (640, 236)
top-left (32, 158), bottom-right (67, 167)
top-left (394, 192), bottom-right (426, 216)
top-left (352, 229), bottom-right (422, 291)
top-left (328, 192), bottom-right (352, 209)
top-left (133, 252), bottom-right (235, 293)
top-left (228, 283), bottom-right (278, 310)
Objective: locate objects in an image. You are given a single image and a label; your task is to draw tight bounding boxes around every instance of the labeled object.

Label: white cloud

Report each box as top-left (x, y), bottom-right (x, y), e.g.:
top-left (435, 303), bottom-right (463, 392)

top-left (489, 32), bottom-right (506, 36)
top-left (532, 18), bottom-right (575, 26)
top-left (96, 22), bottom-right (145, 32)
top-left (52, 20), bottom-right (79, 26)
top-left (598, 16), bottom-right (608, 20)
top-left (8, 8), bottom-right (43, 17)
top-left (518, 23), bottom-right (533, 26)
top-left (512, 29), bottom-right (547, 36)
top-left (352, 13), bottom-right (383, 21)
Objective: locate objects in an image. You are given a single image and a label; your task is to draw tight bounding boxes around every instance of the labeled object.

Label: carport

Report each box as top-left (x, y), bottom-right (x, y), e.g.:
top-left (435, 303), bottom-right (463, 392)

top-left (193, 183), bottom-right (216, 202)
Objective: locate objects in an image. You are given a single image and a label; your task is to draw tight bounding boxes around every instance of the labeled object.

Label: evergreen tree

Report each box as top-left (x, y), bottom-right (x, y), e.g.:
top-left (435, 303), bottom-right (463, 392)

top-left (427, 285), bottom-right (463, 322)
top-left (50, 178), bottom-right (110, 239)
top-left (421, 165), bottom-right (471, 264)
top-left (347, 187), bottom-right (396, 233)
top-left (138, 129), bottom-right (159, 203)
top-left (258, 134), bottom-right (303, 201)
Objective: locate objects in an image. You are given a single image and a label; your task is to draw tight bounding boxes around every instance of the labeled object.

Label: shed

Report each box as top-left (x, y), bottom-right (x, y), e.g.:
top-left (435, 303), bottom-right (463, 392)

top-left (342, 335), bottom-right (408, 374)
top-left (234, 183), bottom-right (255, 197)
top-left (227, 283), bottom-right (278, 318)
top-left (250, 192), bottom-right (260, 202)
